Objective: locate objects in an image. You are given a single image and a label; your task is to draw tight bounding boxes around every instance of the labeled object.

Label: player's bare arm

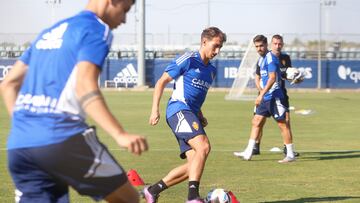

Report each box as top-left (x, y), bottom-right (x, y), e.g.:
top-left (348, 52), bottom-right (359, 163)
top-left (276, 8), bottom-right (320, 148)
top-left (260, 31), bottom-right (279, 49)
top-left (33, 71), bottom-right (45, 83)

top-left (149, 72), bottom-right (173, 126)
top-left (198, 110), bottom-right (208, 127)
top-left (76, 61), bottom-right (148, 155)
top-left (255, 74), bottom-right (262, 92)
top-left (0, 60), bottom-right (28, 116)
top-left (256, 72), bottom-right (276, 106)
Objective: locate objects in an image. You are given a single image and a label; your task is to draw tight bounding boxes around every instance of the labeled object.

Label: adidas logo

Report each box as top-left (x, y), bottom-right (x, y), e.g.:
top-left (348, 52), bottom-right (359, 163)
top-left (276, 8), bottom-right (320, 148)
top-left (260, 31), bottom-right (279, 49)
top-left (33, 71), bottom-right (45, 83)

top-left (113, 63), bottom-right (138, 84)
top-left (36, 22), bottom-right (68, 50)
top-left (194, 68), bottom-right (200, 73)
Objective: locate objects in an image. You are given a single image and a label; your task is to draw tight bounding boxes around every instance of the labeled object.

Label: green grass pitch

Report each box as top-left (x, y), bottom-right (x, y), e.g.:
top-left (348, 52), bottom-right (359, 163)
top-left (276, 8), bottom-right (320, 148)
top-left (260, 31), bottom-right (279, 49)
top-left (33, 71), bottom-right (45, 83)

top-left (1, 90), bottom-right (360, 202)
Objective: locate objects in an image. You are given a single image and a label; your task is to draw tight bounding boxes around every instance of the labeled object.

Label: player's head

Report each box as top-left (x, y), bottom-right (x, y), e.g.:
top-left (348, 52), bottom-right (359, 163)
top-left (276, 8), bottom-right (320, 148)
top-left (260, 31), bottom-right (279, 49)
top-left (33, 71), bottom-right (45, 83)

top-left (87, 0), bottom-right (135, 29)
top-left (271, 34), bottom-right (284, 56)
top-left (253, 35), bottom-right (268, 57)
top-left (200, 27), bottom-right (227, 61)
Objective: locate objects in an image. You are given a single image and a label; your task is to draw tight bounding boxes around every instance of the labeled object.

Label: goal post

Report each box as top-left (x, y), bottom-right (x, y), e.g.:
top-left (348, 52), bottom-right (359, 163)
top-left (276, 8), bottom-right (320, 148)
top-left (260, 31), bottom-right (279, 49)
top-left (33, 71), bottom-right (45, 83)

top-left (225, 39), bottom-right (259, 101)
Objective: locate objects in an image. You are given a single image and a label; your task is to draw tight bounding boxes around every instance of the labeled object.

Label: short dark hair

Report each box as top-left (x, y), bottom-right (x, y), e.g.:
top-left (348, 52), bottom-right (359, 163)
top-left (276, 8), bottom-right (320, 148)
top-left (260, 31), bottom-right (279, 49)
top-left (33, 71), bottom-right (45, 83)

top-left (272, 34), bottom-right (283, 41)
top-left (253, 35), bottom-right (267, 44)
top-left (201, 27), bottom-right (227, 43)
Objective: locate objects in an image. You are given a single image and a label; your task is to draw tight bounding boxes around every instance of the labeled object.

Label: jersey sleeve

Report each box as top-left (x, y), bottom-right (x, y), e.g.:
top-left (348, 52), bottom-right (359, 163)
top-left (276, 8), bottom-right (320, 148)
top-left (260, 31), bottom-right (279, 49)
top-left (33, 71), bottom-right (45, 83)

top-left (266, 53), bottom-right (278, 73)
top-left (165, 55), bottom-right (190, 79)
top-left (77, 25), bottom-right (111, 69)
top-left (19, 45), bottom-right (33, 65)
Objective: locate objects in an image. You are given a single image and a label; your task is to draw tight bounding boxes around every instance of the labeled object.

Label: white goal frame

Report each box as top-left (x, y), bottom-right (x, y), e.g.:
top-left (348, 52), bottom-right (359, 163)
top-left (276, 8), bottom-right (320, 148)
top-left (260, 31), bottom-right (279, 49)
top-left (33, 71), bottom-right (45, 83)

top-left (225, 39), bottom-right (259, 101)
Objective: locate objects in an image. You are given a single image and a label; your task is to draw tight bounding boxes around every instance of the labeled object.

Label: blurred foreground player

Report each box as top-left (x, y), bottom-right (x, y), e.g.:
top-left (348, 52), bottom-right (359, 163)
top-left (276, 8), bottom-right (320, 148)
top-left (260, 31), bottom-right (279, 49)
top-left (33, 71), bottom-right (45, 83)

top-left (0, 0), bottom-right (148, 202)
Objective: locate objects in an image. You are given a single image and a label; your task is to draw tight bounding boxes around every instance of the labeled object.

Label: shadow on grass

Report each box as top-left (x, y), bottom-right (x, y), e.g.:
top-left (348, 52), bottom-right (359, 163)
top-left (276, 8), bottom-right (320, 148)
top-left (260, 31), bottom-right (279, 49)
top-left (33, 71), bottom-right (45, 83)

top-left (231, 151), bottom-right (360, 162)
top-left (301, 150), bottom-right (360, 161)
top-left (261, 196), bottom-right (360, 203)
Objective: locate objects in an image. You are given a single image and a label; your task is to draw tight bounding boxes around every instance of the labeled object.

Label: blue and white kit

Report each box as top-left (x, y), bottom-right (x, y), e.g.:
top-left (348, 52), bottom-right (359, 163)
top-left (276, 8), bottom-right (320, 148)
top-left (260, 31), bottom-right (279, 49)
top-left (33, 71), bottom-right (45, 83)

top-left (164, 52), bottom-right (216, 158)
top-left (7, 11), bottom-right (127, 202)
top-left (165, 51), bottom-right (217, 118)
top-left (8, 11), bottom-right (112, 150)
top-left (258, 51), bottom-right (284, 101)
top-left (256, 51), bottom-right (287, 120)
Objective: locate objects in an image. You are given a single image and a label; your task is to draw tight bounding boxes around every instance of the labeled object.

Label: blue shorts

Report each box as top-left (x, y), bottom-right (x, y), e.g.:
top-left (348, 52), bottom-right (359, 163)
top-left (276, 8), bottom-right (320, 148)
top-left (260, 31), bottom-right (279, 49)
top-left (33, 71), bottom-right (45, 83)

top-left (255, 98), bottom-right (288, 121)
top-left (166, 110), bottom-right (206, 159)
top-left (7, 127), bottom-right (128, 203)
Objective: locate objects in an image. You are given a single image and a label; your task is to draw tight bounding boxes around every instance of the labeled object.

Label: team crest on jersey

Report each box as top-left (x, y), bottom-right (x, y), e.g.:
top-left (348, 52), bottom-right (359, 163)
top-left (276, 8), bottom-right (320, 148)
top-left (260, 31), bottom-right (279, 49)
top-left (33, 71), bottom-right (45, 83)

top-left (192, 121), bottom-right (199, 131)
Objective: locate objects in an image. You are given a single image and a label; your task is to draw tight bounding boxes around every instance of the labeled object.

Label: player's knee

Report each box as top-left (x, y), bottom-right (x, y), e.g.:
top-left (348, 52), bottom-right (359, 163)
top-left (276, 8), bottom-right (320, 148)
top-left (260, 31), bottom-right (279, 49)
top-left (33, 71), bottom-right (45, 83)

top-left (201, 142), bottom-right (211, 157)
top-left (251, 116), bottom-right (263, 127)
top-left (196, 141), bottom-right (211, 157)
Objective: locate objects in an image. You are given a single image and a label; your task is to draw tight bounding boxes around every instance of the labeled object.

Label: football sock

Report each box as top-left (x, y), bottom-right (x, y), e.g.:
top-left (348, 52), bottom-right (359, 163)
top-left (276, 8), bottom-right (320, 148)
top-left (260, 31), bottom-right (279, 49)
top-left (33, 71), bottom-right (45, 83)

top-left (254, 142), bottom-right (260, 150)
top-left (285, 143), bottom-right (295, 158)
top-left (148, 180), bottom-right (168, 196)
top-left (245, 139), bottom-right (256, 154)
top-left (188, 181), bottom-right (200, 200)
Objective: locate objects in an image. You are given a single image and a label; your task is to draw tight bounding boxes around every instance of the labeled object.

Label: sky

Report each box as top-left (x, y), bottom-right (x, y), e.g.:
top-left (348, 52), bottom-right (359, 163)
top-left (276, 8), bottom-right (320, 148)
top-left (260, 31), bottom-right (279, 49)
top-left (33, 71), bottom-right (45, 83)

top-left (1, 0), bottom-right (359, 45)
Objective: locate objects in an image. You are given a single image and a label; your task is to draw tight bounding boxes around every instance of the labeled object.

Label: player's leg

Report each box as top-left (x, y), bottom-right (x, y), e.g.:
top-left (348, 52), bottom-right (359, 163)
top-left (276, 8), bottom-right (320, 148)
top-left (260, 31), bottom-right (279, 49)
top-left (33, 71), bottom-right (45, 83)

top-left (160, 149), bottom-right (195, 187)
top-left (277, 119), bottom-right (295, 163)
top-left (186, 134), bottom-right (211, 201)
top-left (144, 160), bottom-right (191, 203)
top-left (234, 100), bottom-right (269, 160)
top-left (233, 114), bottom-right (266, 160)
top-left (282, 111), bottom-right (300, 157)
top-left (272, 98), bottom-right (296, 163)
top-left (105, 182), bottom-right (139, 203)
top-left (254, 118), bottom-right (266, 155)
top-left (145, 157), bottom-right (191, 202)
top-left (145, 111), bottom-right (207, 202)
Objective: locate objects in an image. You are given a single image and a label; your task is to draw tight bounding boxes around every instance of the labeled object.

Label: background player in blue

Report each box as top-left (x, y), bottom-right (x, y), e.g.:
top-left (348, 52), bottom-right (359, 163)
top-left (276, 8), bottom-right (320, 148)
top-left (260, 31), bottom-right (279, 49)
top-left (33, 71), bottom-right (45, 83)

top-left (0, 0), bottom-right (148, 202)
top-left (251, 35), bottom-right (300, 157)
top-left (145, 27), bottom-right (226, 203)
top-left (233, 35), bottom-right (296, 163)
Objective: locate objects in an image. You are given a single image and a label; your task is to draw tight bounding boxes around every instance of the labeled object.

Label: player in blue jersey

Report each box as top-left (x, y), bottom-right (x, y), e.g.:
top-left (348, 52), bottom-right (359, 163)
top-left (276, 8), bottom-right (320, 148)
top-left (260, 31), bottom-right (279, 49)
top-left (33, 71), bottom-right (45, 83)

top-left (0, 0), bottom-right (148, 202)
top-left (144, 27), bottom-right (226, 203)
top-left (251, 35), bottom-right (300, 156)
top-left (233, 35), bottom-right (296, 163)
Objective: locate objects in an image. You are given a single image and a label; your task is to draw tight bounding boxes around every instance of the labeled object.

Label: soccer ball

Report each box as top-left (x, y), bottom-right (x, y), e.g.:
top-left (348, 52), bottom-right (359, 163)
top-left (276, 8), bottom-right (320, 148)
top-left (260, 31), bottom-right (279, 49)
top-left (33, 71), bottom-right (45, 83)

top-left (205, 188), bottom-right (231, 203)
top-left (285, 67), bottom-right (305, 84)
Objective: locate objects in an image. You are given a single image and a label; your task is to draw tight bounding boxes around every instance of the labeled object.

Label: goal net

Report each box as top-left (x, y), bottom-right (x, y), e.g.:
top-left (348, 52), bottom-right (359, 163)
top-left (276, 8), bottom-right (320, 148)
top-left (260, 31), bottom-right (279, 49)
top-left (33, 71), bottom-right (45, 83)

top-left (225, 39), bottom-right (259, 101)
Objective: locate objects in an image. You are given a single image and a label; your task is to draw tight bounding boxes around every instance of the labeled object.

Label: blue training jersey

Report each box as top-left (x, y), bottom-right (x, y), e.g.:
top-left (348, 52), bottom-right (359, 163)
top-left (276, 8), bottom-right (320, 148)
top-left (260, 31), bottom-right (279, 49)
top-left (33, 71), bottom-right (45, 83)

top-left (258, 51), bottom-right (284, 101)
top-left (8, 11), bottom-right (113, 149)
top-left (165, 52), bottom-right (216, 118)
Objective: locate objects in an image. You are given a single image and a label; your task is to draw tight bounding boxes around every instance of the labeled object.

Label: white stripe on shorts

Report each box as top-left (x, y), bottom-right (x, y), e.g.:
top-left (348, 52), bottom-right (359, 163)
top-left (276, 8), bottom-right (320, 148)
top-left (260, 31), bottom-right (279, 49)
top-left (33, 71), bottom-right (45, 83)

top-left (175, 111), bottom-right (193, 133)
top-left (83, 128), bottom-right (123, 178)
top-left (275, 98), bottom-right (286, 118)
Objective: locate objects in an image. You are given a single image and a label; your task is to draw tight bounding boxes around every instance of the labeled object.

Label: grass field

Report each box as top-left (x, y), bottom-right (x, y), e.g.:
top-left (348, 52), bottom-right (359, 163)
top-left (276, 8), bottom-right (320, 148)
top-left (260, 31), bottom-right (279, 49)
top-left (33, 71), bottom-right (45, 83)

top-left (1, 90), bottom-right (360, 203)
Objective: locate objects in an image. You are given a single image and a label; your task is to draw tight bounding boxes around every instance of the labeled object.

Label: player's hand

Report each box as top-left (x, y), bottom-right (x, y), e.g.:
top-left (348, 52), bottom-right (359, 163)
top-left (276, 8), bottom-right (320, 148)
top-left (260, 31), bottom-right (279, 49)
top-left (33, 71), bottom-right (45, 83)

top-left (200, 116), bottom-right (208, 127)
top-left (115, 133), bottom-right (148, 156)
top-left (149, 110), bottom-right (160, 126)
